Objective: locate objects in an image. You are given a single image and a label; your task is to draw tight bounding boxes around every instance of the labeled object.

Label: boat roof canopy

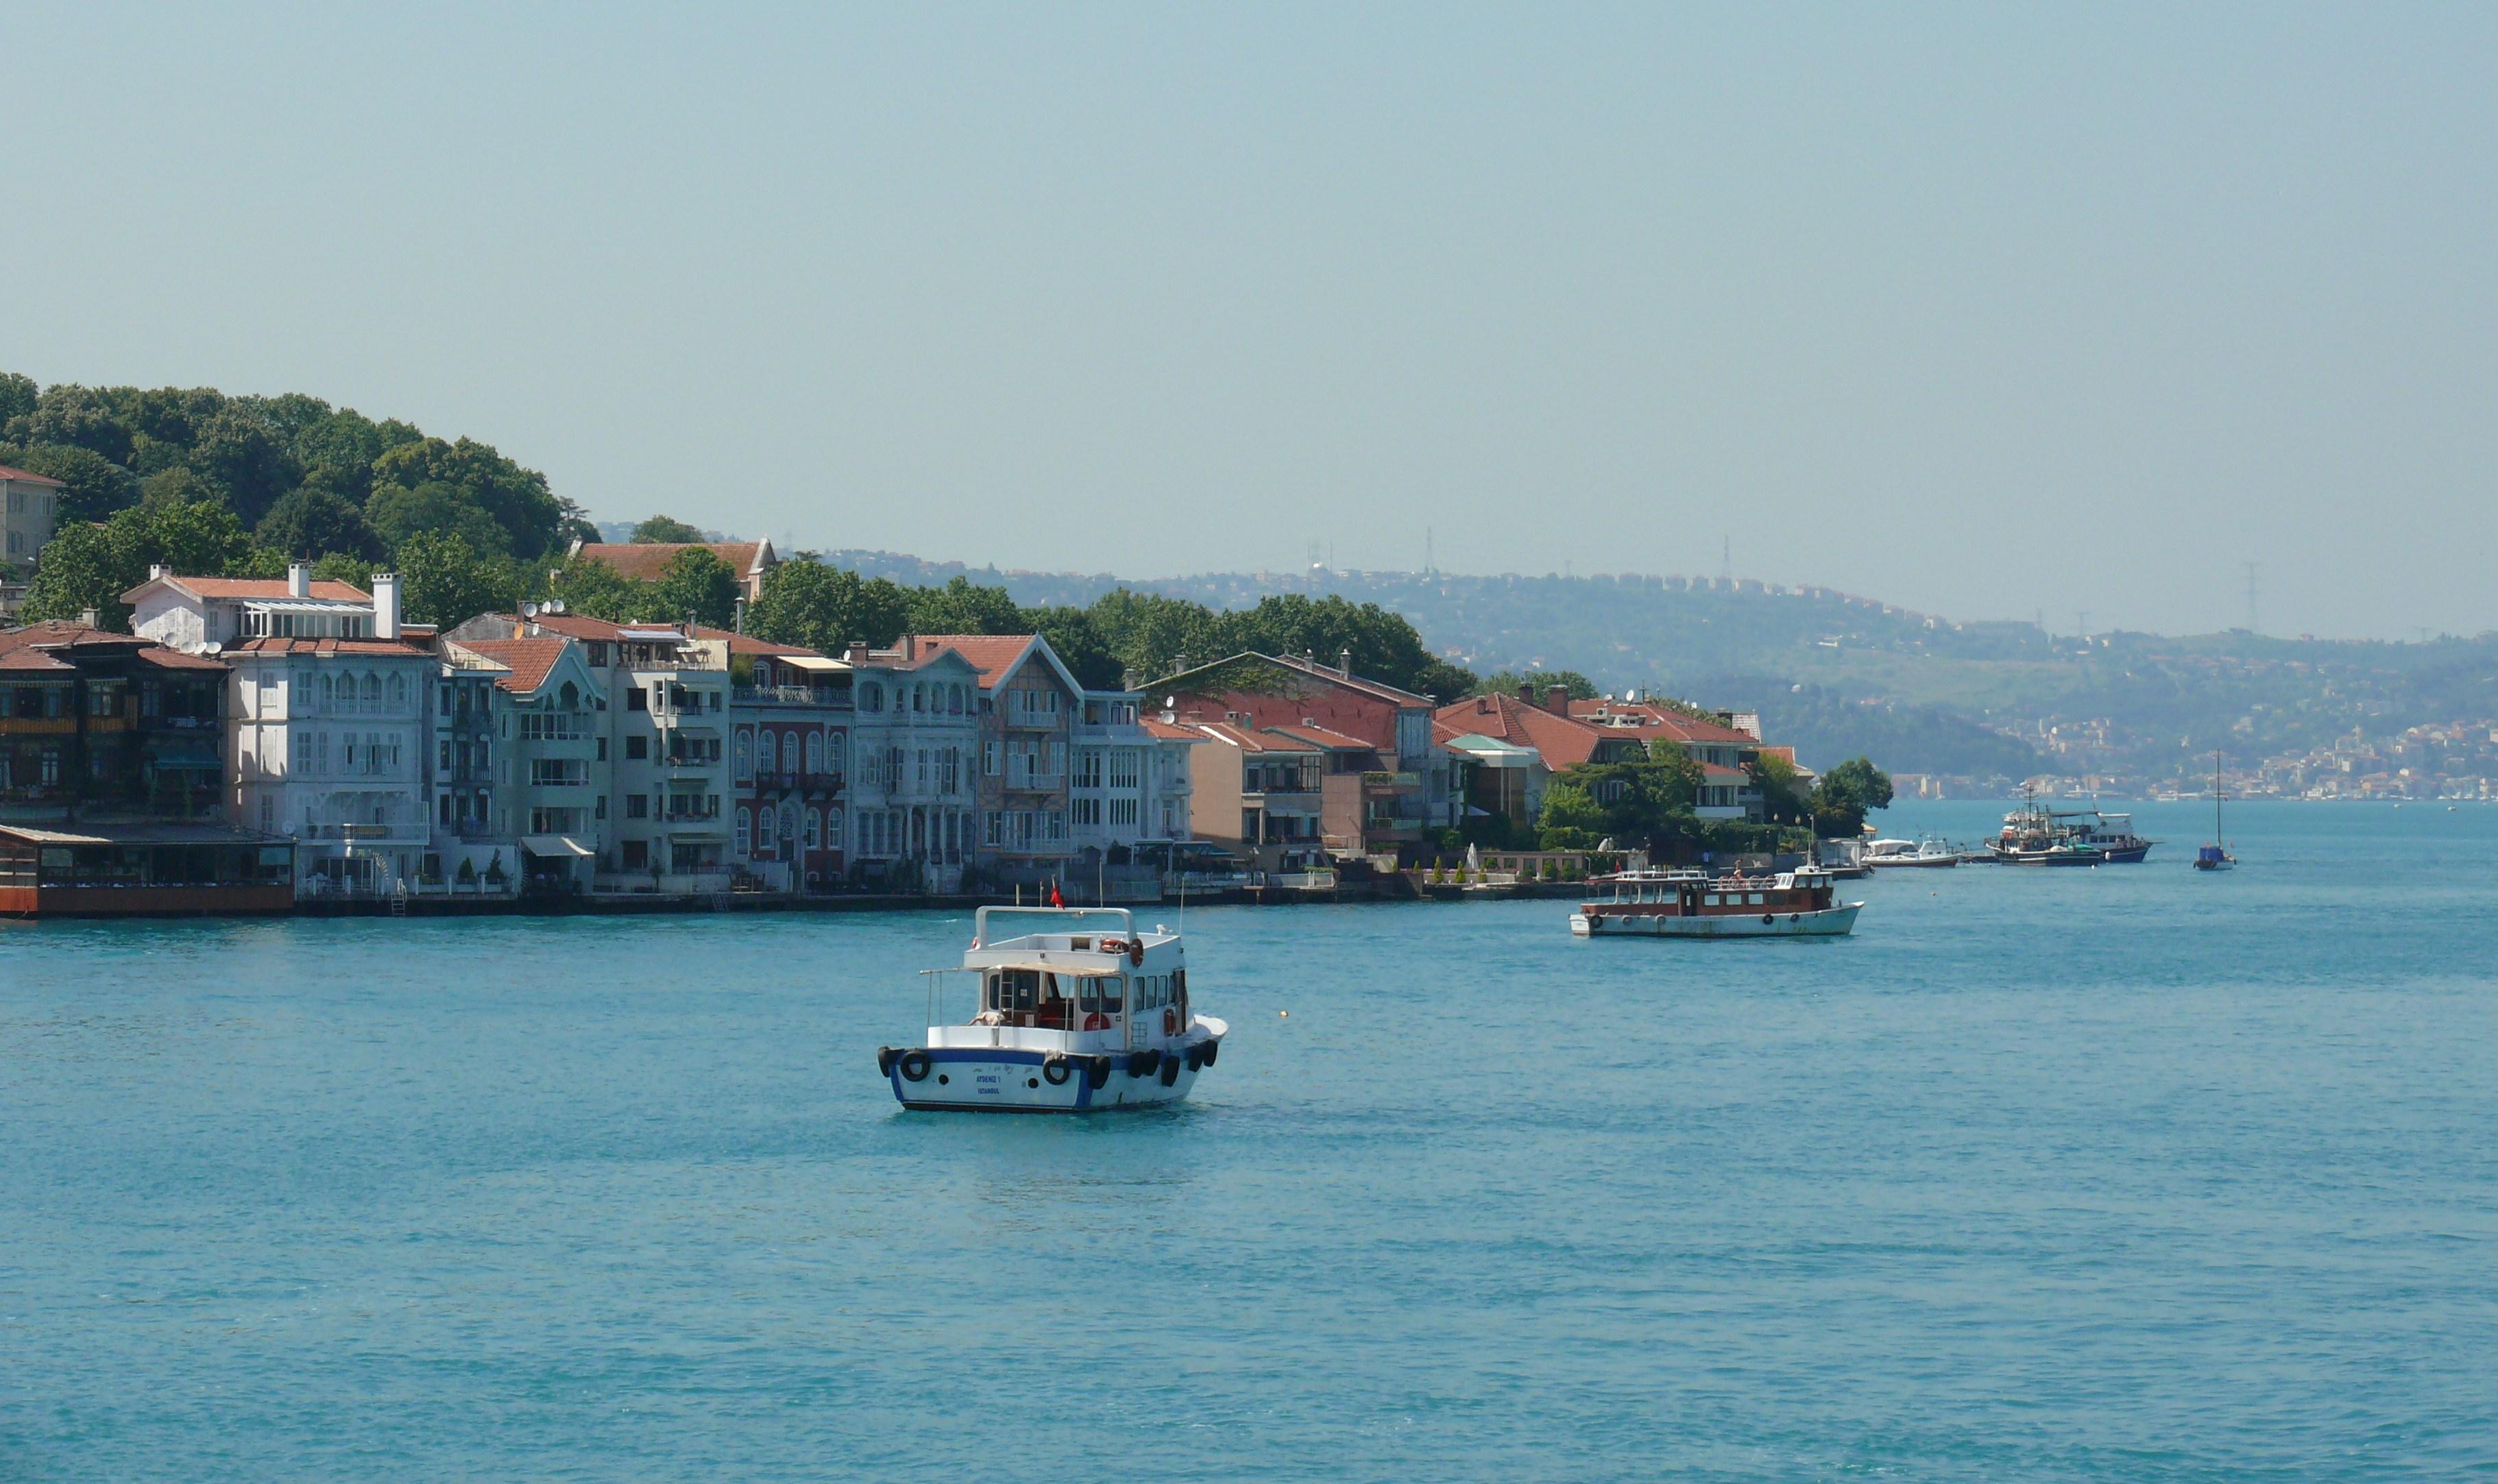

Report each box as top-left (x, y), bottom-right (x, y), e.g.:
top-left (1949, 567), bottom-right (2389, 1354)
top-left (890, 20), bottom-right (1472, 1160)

top-left (976, 961), bottom-right (1126, 978)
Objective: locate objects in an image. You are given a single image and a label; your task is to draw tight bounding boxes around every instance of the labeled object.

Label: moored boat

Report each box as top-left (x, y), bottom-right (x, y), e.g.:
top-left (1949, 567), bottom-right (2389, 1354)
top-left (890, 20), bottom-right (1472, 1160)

top-left (1865, 836), bottom-right (1960, 868)
top-left (2194, 751), bottom-right (2236, 871)
top-left (880, 906), bottom-right (1226, 1112)
top-left (1570, 866), bottom-right (1863, 938)
top-left (1987, 790), bottom-right (2155, 865)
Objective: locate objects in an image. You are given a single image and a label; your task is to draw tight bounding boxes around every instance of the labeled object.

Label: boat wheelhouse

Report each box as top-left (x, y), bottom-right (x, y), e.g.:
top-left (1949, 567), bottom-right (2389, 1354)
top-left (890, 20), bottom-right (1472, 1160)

top-left (1569, 866), bottom-right (1863, 939)
top-left (1987, 792), bottom-right (2155, 866)
top-left (880, 905), bottom-right (1227, 1112)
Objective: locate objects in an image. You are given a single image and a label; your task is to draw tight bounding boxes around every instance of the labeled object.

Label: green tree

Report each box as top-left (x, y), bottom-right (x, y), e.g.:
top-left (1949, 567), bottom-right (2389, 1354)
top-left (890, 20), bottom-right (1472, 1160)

top-left (256, 486), bottom-right (383, 561)
top-left (313, 552), bottom-right (377, 592)
top-left (651, 547), bottom-right (740, 629)
top-left (1534, 742), bottom-right (1706, 851)
top-left (1086, 588), bottom-right (1223, 683)
top-left (366, 479), bottom-right (509, 556)
top-left (0, 442), bottom-right (140, 522)
top-left (398, 531), bottom-right (513, 629)
top-left (1026, 605), bottom-right (1123, 689)
top-left (747, 561), bottom-right (911, 652)
top-left (1808, 756), bottom-right (1894, 838)
top-left (1212, 594), bottom-right (1438, 693)
top-left (1749, 751), bottom-right (1812, 827)
top-left (185, 405), bottom-right (303, 525)
top-left (907, 574), bottom-right (1025, 635)
top-left (631, 515), bottom-right (706, 543)
top-left (140, 466), bottom-right (216, 507)
top-left (370, 436), bottom-right (567, 558)
top-left (1409, 658), bottom-right (1479, 702)
top-left (0, 372), bottom-right (36, 427)
top-left (1475, 668), bottom-right (1598, 702)
top-left (5, 385), bottom-right (134, 465)
top-left (18, 499), bottom-right (252, 627)
top-left (289, 405), bottom-right (409, 502)
top-left (544, 554), bottom-right (664, 624)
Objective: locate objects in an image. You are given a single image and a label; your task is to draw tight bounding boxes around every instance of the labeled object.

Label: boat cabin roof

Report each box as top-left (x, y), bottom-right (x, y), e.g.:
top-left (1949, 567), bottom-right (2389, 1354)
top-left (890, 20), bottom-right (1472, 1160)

top-left (974, 960), bottom-right (1126, 978)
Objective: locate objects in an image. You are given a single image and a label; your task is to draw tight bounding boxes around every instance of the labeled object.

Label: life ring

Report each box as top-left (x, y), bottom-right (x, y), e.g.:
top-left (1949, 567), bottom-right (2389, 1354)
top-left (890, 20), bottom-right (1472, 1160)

top-left (1129, 938), bottom-right (1145, 967)
top-left (1043, 1056), bottom-right (1072, 1086)
top-left (1082, 1012), bottom-right (1111, 1032)
top-left (897, 1050), bottom-right (932, 1082)
top-left (1097, 936), bottom-right (1123, 956)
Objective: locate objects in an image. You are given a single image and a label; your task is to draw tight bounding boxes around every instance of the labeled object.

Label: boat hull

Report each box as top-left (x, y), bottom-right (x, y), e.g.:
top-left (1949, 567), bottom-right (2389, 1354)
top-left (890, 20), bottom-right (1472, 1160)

top-left (1989, 844), bottom-right (2153, 866)
top-left (1868, 855), bottom-right (1959, 868)
top-left (886, 1024), bottom-right (1224, 1113)
top-left (1570, 903), bottom-right (1862, 938)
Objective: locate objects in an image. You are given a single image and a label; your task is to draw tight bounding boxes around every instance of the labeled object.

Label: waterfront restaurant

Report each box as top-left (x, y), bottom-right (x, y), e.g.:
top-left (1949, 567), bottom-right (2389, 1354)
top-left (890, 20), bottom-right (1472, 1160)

top-left (0, 822), bottom-right (295, 917)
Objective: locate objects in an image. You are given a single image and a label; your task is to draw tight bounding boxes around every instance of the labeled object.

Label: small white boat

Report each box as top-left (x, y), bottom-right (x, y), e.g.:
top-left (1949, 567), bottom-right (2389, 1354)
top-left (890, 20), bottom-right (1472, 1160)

top-left (880, 906), bottom-right (1226, 1112)
top-left (1864, 837), bottom-right (1959, 868)
top-left (1569, 866), bottom-right (1863, 939)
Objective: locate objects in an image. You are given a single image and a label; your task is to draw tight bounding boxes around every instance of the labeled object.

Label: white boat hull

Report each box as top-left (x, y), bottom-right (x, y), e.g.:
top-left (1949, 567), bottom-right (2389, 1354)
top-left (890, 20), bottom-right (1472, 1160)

top-left (1570, 903), bottom-right (1863, 938)
top-left (886, 1017), bottom-right (1228, 1112)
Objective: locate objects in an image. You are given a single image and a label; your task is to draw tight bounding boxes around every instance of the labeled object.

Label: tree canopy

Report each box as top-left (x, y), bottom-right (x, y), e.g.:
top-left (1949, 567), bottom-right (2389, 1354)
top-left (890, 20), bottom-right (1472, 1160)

top-left (631, 515), bottom-right (706, 543)
top-left (1807, 757), bottom-right (1895, 838)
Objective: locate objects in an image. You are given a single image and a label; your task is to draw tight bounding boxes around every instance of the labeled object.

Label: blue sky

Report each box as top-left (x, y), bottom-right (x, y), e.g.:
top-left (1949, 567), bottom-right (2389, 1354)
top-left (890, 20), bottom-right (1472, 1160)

top-left (5, 3), bottom-right (2493, 638)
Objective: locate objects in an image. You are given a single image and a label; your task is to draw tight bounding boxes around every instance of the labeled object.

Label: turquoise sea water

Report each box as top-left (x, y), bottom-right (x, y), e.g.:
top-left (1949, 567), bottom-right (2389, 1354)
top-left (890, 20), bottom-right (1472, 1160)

top-left (4, 800), bottom-right (2495, 1481)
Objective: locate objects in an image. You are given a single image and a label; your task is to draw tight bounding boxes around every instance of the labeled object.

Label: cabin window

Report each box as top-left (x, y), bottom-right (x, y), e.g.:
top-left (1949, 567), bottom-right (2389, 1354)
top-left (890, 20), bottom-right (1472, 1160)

top-left (1747, 893), bottom-right (1764, 905)
top-left (1703, 894), bottom-right (1720, 906)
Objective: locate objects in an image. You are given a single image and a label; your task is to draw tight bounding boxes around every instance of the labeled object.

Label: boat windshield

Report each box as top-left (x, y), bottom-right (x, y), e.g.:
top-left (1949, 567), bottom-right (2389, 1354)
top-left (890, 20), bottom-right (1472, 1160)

top-left (980, 966), bottom-right (1124, 1030)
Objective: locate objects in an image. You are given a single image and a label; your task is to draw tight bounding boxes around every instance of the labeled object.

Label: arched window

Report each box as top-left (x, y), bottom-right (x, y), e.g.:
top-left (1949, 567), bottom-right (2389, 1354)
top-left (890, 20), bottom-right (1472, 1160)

top-left (757, 731), bottom-right (777, 773)
top-left (390, 673), bottom-right (408, 705)
top-left (912, 683), bottom-right (925, 712)
top-left (781, 801), bottom-right (800, 849)
top-left (737, 807), bottom-right (751, 854)
top-left (805, 810), bottom-right (821, 849)
top-left (756, 807), bottom-right (775, 851)
top-left (860, 682), bottom-right (882, 712)
top-left (804, 733), bottom-right (822, 772)
top-left (951, 684), bottom-right (966, 714)
top-left (559, 681), bottom-right (579, 711)
top-left (826, 806), bottom-right (842, 845)
top-left (363, 672), bottom-right (381, 703)
top-left (829, 733), bottom-right (846, 773)
top-left (733, 731), bottom-right (751, 778)
top-left (320, 674), bottom-right (336, 709)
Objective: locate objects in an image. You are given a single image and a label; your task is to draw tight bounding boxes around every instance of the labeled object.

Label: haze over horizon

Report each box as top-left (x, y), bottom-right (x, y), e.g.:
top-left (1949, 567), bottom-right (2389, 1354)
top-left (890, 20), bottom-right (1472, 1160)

top-left (6, 3), bottom-right (2493, 642)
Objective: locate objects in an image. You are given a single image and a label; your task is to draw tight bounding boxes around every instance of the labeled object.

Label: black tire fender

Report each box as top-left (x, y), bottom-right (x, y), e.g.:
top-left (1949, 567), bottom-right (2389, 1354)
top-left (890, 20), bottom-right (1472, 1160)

top-left (876, 1046), bottom-right (899, 1077)
top-left (1086, 1056), bottom-right (1111, 1090)
top-left (1128, 1049), bottom-right (1161, 1078)
top-left (1159, 1054), bottom-right (1181, 1087)
top-left (897, 1050), bottom-right (932, 1082)
top-left (1042, 1055), bottom-right (1072, 1086)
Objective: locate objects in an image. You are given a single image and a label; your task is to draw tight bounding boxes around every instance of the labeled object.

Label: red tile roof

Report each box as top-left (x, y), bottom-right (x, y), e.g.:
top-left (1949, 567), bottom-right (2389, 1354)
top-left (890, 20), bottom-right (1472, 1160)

top-left (1141, 718), bottom-right (1206, 742)
top-left (1185, 720), bottom-right (1320, 754)
top-left (690, 624), bottom-right (818, 657)
top-left (132, 575), bottom-right (372, 603)
top-left (0, 465), bottom-right (66, 487)
top-left (573, 542), bottom-right (768, 582)
top-left (0, 620), bottom-right (227, 670)
top-left (1432, 692), bottom-right (1607, 768)
top-left (1263, 722), bottom-right (1378, 752)
top-left (229, 637), bottom-right (429, 657)
top-left (1567, 699), bottom-right (1756, 745)
top-left (1164, 652), bottom-right (1434, 708)
top-left (912, 634), bottom-right (1043, 690)
top-left (454, 637), bottom-right (573, 695)
top-left (520, 613), bottom-right (635, 642)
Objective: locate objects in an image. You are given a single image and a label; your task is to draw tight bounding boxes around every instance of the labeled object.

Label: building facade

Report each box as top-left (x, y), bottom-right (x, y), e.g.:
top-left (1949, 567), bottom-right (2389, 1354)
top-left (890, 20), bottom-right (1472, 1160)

top-left (724, 635), bottom-right (853, 893)
top-left (1, 463), bottom-right (65, 614)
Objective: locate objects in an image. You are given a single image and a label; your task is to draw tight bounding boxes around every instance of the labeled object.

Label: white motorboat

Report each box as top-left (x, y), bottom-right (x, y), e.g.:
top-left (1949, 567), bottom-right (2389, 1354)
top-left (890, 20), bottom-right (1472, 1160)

top-left (880, 906), bottom-right (1227, 1112)
top-left (1864, 837), bottom-right (1959, 868)
top-left (1569, 866), bottom-right (1864, 938)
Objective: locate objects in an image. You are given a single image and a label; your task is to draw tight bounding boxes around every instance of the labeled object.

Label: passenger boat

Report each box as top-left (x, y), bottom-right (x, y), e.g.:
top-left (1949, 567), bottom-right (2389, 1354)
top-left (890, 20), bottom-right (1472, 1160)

top-left (1864, 837), bottom-right (1959, 868)
top-left (1987, 790), bottom-right (2155, 865)
top-left (1569, 866), bottom-right (1863, 938)
top-left (879, 906), bottom-right (1226, 1112)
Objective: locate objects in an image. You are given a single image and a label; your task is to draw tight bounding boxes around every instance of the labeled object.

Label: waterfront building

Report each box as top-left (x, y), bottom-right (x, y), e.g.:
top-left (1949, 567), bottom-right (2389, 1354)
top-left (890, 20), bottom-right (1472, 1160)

top-left (0, 620), bottom-right (291, 916)
top-left (438, 636), bottom-right (609, 896)
top-left (718, 631), bottom-right (853, 894)
top-left (566, 538), bottom-right (779, 603)
top-left (1156, 650), bottom-right (1455, 862)
top-left (1, 463), bottom-right (66, 615)
top-left (915, 634), bottom-right (1084, 892)
top-left (1431, 687), bottom-right (1774, 824)
top-left (1178, 720), bottom-right (1329, 870)
top-left (839, 635), bottom-right (983, 892)
top-left (448, 611), bottom-right (733, 893)
top-left (195, 574), bottom-right (437, 897)
top-left (1141, 718), bottom-right (1201, 840)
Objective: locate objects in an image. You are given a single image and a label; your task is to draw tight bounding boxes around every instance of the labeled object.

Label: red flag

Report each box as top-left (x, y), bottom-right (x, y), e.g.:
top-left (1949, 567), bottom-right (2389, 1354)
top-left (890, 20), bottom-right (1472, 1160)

top-left (1048, 881), bottom-right (1065, 908)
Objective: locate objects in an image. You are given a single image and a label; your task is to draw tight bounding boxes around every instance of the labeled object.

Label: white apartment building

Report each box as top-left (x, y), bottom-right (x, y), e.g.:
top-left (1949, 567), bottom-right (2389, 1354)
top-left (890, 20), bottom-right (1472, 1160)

top-left (1, 463), bottom-right (65, 613)
top-left (438, 635), bottom-right (609, 896)
top-left (165, 569), bottom-right (436, 897)
top-left (840, 637), bottom-right (983, 892)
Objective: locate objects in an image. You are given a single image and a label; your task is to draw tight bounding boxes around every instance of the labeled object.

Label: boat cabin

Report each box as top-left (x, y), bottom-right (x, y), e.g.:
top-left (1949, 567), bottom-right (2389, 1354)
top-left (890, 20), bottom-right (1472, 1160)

top-left (930, 906), bottom-right (1189, 1055)
top-left (1584, 867), bottom-right (1836, 917)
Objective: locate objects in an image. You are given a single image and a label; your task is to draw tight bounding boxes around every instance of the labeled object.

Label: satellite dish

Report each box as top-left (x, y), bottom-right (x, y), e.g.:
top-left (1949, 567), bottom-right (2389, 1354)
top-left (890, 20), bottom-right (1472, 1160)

top-left (548, 598), bottom-right (567, 614)
top-left (521, 601), bottom-right (539, 618)
top-left (202, 641), bottom-right (224, 655)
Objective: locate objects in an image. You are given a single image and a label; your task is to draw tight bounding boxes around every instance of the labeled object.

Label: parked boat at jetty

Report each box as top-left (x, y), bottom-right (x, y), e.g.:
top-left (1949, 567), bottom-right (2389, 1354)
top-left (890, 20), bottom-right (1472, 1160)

top-left (880, 906), bottom-right (1226, 1112)
top-left (1864, 837), bottom-right (1959, 868)
top-left (1987, 792), bottom-right (2155, 866)
top-left (1570, 866), bottom-right (1863, 938)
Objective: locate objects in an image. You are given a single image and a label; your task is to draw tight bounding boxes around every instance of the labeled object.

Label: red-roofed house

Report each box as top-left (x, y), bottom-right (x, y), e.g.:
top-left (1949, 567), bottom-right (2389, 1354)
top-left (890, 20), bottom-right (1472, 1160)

top-left (908, 633), bottom-right (1085, 884)
top-left (567, 539), bottom-right (778, 603)
top-left (1156, 651), bottom-right (1457, 860)
top-left (438, 635), bottom-right (609, 895)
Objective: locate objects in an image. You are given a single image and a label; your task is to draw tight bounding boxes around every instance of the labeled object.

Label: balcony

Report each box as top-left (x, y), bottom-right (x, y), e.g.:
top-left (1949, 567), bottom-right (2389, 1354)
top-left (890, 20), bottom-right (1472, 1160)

top-left (733, 685), bottom-right (849, 709)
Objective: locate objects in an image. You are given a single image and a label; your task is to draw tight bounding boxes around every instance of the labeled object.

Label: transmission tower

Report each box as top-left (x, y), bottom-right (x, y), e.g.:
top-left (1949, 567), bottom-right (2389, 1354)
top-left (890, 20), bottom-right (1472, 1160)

top-left (2242, 561), bottom-right (2259, 633)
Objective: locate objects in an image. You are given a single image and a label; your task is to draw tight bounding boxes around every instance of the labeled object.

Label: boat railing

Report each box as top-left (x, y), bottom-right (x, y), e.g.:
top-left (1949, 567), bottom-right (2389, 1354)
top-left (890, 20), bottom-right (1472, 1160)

top-left (971, 903), bottom-right (1134, 947)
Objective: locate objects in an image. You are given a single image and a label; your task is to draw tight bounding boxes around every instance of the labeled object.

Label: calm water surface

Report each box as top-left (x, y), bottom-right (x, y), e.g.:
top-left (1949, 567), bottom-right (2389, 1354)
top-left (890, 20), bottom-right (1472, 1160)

top-left (4, 801), bottom-right (2495, 1481)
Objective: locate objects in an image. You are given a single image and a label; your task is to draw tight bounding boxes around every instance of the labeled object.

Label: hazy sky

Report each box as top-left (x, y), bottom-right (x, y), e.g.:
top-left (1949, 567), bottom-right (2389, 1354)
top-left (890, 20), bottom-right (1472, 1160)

top-left (6, 4), bottom-right (2493, 639)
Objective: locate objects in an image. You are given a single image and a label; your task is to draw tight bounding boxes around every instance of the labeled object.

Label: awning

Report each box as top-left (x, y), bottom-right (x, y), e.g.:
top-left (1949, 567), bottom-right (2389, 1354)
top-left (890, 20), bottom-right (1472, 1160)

top-left (520, 835), bottom-right (595, 858)
top-left (617, 628), bottom-right (689, 643)
top-left (781, 654), bottom-right (849, 672)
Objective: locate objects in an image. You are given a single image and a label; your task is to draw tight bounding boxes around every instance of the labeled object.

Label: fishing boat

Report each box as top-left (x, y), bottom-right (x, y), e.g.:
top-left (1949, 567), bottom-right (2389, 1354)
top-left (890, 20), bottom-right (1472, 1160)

top-left (1864, 836), bottom-right (1959, 868)
top-left (879, 906), bottom-right (1226, 1112)
top-left (2195, 751), bottom-right (2236, 871)
top-left (1570, 866), bottom-right (1863, 938)
top-left (1987, 788), bottom-right (2155, 865)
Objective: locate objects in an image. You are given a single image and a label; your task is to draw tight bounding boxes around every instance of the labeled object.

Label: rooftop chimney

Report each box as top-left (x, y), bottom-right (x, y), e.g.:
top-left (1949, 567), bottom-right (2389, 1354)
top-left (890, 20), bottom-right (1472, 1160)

top-left (372, 572), bottom-right (401, 640)
top-left (79, 607), bottom-right (101, 629)
top-left (287, 561), bottom-right (312, 599)
top-left (846, 639), bottom-right (869, 664)
top-left (148, 563), bottom-right (168, 583)
top-left (1545, 685), bottom-right (1569, 716)
top-left (1339, 646), bottom-right (1353, 677)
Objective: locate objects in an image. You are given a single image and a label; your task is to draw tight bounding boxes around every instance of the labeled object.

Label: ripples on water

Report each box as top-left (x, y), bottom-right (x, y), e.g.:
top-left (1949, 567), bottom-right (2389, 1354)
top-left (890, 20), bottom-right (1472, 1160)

top-left (3, 801), bottom-right (2494, 1480)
